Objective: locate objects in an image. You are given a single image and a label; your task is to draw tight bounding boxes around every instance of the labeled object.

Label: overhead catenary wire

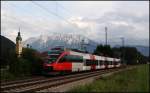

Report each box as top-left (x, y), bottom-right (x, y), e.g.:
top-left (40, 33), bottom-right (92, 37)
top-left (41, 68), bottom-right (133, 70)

top-left (6, 1), bottom-right (91, 39)
top-left (4, 1), bottom-right (82, 35)
top-left (13, 3), bottom-right (57, 23)
top-left (56, 2), bottom-right (74, 17)
top-left (31, 1), bottom-right (81, 32)
top-left (33, 1), bottom-right (67, 24)
top-left (3, 14), bottom-right (53, 33)
top-left (4, 3), bottom-right (57, 33)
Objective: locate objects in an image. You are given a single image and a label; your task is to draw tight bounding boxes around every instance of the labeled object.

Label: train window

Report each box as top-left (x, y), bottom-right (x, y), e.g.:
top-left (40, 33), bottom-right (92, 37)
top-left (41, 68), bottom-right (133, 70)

top-left (68, 55), bottom-right (83, 62)
top-left (99, 61), bottom-right (101, 65)
top-left (109, 61), bottom-right (112, 65)
top-left (85, 59), bottom-right (91, 66)
top-left (85, 60), bottom-right (99, 66)
top-left (59, 55), bottom-right (83, 63)
top-left (100, 61), bottom-right (104, 65)
top-left (96, 60), bottom-right (99, 65)
top-left (93, 60), bottom-right (98, 65)
top-left (48, 49), bottom-right (63, 56)
top-left (107, 61), bottom-right (109, 65)
top-left (47, 55), bottom-right (59, 63)
top-left (103, 61), bottom-right (105, 65)
top-left (59, 57), bottom-right (65, 62)
top-left (104, 61), bottom-right (109, 65)
top-left (110, 61), bottom-right (112, 65)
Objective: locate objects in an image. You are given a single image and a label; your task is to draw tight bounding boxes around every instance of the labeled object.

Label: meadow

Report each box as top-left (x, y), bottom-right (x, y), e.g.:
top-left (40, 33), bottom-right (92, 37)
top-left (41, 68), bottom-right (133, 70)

top-left (69, 64), bottom-right (149, 92)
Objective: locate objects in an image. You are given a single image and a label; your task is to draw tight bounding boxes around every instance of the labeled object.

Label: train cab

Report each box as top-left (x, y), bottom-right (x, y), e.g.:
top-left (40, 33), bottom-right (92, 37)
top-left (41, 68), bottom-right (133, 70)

top-left (43, 47), bottom-right (65, 74)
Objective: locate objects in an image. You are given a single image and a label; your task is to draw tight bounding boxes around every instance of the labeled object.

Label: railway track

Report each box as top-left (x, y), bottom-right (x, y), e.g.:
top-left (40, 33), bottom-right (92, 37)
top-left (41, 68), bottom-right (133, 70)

top-left (1, 76), bottom-right (45, 86)
top-left (1, 67), bottom-right (130, 92)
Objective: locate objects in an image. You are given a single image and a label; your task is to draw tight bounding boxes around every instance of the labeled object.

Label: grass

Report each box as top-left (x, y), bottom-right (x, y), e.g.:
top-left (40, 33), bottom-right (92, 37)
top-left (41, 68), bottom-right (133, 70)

top-left (68, 64), bottom-right (149, 92)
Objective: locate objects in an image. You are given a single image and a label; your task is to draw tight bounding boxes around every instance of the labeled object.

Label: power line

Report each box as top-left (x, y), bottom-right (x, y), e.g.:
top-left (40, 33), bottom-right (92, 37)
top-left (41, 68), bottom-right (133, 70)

top-left (9, 2), bottom-right (56, 22)
top-left (6, 1), bottom-right (84, 42)
top-left (120, 37), bottom-right (125, 64)
top-left (105, 26), bottom-right (108, 45)
top-left (5, 3), bottom-right (56, 32)
top-left (56, 2), bottom-right (73, 16)
top-left (31, 1), bottom-right (80, 32)
top-left (2, 14), bottom-right (51, 33)
top-left (31, 1), bottom-right (70, 23)
top-left (5, 2), bottom-right (82, 38)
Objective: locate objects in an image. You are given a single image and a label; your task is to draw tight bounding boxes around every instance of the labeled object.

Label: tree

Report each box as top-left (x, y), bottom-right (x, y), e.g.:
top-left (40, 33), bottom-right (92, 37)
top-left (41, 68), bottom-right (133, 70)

top-left (22, 48), bottom-right (43, 75)
top-left (93, 44), bottom-right (104, 55)
top-left (93, 44), bottom-right (114, 57)
top-left (118, 47), bottom-right (148, 65)
top-left (9, 58), bottom-right (31, 76)
top-left (9, 48), bottom-right (44, 76)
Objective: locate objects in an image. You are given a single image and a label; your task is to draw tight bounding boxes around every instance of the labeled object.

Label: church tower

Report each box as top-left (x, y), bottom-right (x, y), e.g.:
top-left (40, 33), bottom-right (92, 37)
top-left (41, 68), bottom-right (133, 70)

top-left (16, 29), bottom-right (22, 57)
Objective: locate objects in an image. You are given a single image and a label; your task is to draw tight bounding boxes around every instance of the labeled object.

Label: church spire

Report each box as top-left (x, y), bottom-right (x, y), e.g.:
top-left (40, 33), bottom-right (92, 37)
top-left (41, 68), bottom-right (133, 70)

top-left (16, 28), bottom-right (22, 57)
top-left (16, 28), bottom-right (22, 41)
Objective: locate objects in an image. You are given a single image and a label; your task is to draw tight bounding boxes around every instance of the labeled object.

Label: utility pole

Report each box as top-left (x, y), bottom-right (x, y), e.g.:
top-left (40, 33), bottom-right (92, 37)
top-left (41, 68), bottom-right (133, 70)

top-left (81, 39), bottom-right (85, 51)
top-left (120, 37), bottom-right (125, 65)
top-left (81, 39), bottom-right (89, 52)
top-left (105, 27), bottom-right (107, 45)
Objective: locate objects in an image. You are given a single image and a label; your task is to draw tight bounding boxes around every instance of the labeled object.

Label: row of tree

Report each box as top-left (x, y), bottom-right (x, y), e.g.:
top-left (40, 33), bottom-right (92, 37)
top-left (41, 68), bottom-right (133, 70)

top-left (93, 44), bottom-right (149, 65)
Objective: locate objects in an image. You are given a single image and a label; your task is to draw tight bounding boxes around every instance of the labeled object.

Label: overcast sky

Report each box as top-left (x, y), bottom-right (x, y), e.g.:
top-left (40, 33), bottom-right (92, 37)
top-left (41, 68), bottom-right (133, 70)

top-left (1, 1), bottom-right (149, 46)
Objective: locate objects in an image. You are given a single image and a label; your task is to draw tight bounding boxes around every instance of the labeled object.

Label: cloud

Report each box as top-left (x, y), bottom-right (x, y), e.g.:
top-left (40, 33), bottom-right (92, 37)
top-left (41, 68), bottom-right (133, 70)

top-left (1, 1), bottom-right (149, 46)
top-left (75, 3), bottom-right (149, 44)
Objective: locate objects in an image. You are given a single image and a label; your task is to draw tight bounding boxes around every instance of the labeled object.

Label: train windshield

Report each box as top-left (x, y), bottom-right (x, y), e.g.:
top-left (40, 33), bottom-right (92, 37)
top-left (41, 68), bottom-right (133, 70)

top-left (46, 47), bottom-right (64, 63)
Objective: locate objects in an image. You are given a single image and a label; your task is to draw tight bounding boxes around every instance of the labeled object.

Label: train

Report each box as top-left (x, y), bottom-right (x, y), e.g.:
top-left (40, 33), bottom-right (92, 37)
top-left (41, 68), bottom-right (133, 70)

top-left (43, 46), bottom-right (121, 75)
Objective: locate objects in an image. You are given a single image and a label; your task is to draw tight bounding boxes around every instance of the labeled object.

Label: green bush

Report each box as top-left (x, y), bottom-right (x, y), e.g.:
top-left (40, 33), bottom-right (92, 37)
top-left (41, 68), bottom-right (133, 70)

top-left (1, 69), bottom-right (16, 81)
top-left (22, 48), bottom-right (43, 75)
top-left (8, 48), bottom-right (44, 76)
top-left (9, 58), bottom-right (31, 76)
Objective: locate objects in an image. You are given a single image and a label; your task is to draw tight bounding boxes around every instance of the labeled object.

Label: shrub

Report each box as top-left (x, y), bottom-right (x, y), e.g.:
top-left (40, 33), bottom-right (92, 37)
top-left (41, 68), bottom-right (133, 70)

top-left (9, 58), bottom-right (31, 76)
top-left (9, 48), bottom-right (44, 76)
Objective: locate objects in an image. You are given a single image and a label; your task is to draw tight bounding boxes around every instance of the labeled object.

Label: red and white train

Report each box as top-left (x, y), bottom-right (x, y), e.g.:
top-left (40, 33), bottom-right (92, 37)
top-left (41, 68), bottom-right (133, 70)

top-left (43, 46), bottom-right (121, 75)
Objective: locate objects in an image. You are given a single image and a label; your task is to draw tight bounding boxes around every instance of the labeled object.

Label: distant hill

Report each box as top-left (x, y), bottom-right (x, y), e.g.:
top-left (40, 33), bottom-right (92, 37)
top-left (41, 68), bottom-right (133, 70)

top-left (1, 35), bottom-right (16, 67)
top-left (135, 45), bottom-right (149, 57)
top-left (114, 45), bottom-right (149, 57)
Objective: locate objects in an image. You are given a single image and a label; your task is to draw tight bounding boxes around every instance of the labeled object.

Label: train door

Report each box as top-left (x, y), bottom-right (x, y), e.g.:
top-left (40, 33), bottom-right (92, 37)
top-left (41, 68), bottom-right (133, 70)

top-left (90, 55), bottom-right (96, 70)
top-left (91, 64), bottom-right (96, 70)
top-left (97, 60), bottom-right (100, 69)
top-left (104, 57), bottom-right (108, 69)
top-left (83, 59), bottom-right (86, 71)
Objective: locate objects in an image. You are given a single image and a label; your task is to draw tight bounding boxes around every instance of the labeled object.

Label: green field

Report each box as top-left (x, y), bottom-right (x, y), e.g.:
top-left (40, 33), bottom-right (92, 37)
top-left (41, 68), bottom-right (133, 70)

top-left (69, 64), bottom-right (149, 92)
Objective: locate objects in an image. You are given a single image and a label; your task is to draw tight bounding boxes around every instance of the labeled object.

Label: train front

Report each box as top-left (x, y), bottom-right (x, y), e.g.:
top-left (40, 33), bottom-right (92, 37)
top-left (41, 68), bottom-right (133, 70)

top-left (43, 47), bottom-right (64, 75)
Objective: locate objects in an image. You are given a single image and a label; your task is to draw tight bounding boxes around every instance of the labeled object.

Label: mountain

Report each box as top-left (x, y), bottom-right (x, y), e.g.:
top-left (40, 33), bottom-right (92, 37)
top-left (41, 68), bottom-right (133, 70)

top-left (1, 35), bottom-right (16, 66)
top-left (114, 45), bottom-right (149, 57)
top-left (135, 45), bottom-right (149, 57)
top-left (23, 33), bottom-right (149, 57)
top-left (23, 33), bottom-right (98, 53)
